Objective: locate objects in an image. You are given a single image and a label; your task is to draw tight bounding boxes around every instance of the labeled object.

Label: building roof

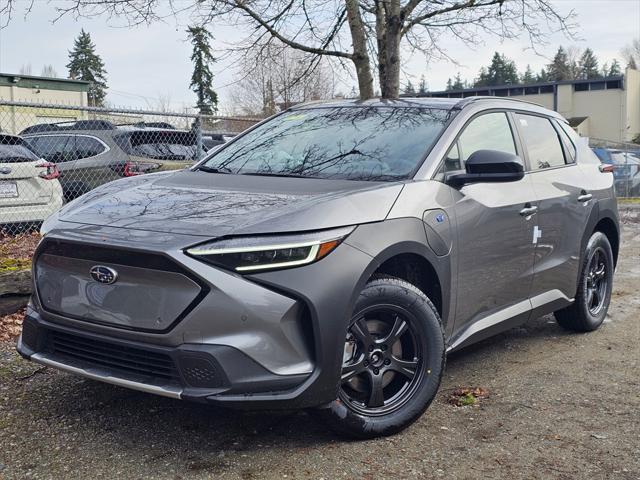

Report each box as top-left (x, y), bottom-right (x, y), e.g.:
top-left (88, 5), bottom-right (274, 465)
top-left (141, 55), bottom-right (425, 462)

top-left (0, 73), bottom-right (90, 92)
top-left (406, 75), bottom-right (625, 98)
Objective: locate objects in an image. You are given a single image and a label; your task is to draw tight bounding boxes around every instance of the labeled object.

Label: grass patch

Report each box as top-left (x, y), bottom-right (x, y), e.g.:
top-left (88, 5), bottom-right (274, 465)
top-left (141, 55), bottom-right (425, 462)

top-left (618, 197), bottom-right (640, 204)
top-left (0, 258), bottom-right (31, 272)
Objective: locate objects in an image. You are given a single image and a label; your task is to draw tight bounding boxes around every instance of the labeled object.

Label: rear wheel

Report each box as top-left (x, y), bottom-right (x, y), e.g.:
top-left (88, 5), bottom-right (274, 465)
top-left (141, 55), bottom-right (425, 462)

top-left (555, 232), bottom-right (614, 332)
top-left (313, 276), bottom-right (445, 439)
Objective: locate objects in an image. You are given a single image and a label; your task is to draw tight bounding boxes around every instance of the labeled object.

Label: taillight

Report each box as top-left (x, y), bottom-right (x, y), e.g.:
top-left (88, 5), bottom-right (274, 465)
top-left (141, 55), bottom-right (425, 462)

top-left (37, 162), bottom-right (60, 180)
top-left (599, 164), bottom-right (615, 173)
top-left (123, 161), bottom-right (160, 177)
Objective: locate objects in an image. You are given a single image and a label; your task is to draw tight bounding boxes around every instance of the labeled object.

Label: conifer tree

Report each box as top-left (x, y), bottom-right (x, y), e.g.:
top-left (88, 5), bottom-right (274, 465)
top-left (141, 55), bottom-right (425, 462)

top-left (547, 46), bottom-right (573, 81)
top-left (67, 29), bottom-right (108, 106)
top-left (521, 64), bottom-right (535, 84)
top-left (187, 26), bottom-right (219, 115)
top-left (578, 48), bottom-right (600, 79)
top-left (418, 75), bottom-right (428, 95)
top-left (608, 59), bottom-right (622, 76)
top-left (403, 80), bottom-right (416, 95)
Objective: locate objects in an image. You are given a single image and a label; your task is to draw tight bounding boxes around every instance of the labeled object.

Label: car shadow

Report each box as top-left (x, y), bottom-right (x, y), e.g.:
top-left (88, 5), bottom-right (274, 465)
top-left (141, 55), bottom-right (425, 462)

top-left (21, 312), bottom-right (575, 460)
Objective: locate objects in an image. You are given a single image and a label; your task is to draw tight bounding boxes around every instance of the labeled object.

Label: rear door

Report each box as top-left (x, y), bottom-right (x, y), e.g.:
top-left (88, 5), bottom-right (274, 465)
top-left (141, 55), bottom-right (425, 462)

top-left (513, 113), bottom-right (593, 304)
top-left (436, 111), bottom-right (538, 341)
top-left (0, 139), bottom-right (53, 209)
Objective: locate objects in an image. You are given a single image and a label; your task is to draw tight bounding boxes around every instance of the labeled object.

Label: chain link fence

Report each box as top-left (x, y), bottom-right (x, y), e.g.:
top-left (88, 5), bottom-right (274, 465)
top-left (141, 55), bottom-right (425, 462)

top-left (589, 138), bottom-right (640, 198)
top-left (0, 100), bottom-right (261, 235)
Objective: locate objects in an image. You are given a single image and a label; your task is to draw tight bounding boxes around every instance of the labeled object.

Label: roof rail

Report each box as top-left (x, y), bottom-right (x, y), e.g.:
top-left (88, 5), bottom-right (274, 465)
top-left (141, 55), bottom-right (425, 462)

top-left (453, 96), bottom-right (544, 109)
top-left (19, 119), bottom-right (116, 135)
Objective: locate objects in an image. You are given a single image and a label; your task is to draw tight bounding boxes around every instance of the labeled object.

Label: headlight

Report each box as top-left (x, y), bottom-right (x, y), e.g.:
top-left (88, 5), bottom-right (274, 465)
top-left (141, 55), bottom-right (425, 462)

top-left (185, 226), bottom-right (354, 272)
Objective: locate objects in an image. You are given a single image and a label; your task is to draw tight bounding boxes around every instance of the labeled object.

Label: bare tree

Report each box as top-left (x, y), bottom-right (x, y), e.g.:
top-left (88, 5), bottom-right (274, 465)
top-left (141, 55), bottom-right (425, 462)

top-left (5, 0), bottom-right (576, 99)
top-left (230, 40), bottom-right (335, 116)
top-left (621, 38), bottom-right (640, 70)
top-left (41, 65), bottom-right (58, 78)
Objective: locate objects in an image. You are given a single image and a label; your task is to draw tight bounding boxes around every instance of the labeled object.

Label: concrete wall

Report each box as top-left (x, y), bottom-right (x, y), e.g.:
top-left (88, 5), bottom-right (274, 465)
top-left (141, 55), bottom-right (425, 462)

top-left (572, 88), bottom-right (625, 142)
top-left (624, 68), bottom-right (640, 142)
top-left (0, 84), bottom-right (88, 106)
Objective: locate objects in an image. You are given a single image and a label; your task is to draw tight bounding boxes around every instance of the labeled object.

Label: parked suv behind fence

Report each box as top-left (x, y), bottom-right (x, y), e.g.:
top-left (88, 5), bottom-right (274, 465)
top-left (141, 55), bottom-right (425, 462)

top-left (22, 120), bottom-right (202, 201)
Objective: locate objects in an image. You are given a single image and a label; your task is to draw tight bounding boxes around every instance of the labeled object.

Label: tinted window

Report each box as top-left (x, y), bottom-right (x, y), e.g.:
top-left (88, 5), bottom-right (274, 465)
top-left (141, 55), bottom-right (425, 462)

top-left (436, 112), bottom-right (516, 178)
top-left (515, 114), bottom-right (566, 169)
top-left (74, 136), bottom-right (107, 159)
top-left (120, 131), bottom-right (198, 160)
top-left (202, 107), bottom-right (451, 181)
top-left (25, 135), bottom-right (75, 163)
top-left (458, 112), bottom-right (516, 162)
top-left (0, 141), bottom-right (39, 163)
top-left (554, 121), bottom-right (576, 163)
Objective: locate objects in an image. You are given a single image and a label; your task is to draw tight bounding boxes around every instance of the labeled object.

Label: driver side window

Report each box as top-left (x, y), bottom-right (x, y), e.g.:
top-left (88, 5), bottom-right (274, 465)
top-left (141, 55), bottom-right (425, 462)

top-left (436, 112), bottom-right (516, 180)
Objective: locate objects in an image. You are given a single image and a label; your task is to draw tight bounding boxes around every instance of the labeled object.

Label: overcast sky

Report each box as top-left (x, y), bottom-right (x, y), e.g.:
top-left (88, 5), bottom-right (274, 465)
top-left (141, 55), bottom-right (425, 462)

top-left (0, 0), bottom-right (638, 112)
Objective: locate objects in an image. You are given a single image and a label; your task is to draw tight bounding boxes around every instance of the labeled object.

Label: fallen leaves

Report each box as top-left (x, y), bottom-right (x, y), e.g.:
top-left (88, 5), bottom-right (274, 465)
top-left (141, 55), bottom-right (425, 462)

top-left (447, 387), bottom-right (490, 407)
top-left (0, 308), bottom-right (25, 342)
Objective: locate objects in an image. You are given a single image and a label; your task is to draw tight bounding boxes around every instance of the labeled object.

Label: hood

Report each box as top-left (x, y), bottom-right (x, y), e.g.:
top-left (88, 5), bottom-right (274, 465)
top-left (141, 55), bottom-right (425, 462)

top-left (53, 170), bottom-right (405, 237)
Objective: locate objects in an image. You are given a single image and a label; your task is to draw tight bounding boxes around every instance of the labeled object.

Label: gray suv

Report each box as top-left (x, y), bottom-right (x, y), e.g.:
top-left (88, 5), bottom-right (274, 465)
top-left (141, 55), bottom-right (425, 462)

top-left (17, 98), bottom-right (619, 438)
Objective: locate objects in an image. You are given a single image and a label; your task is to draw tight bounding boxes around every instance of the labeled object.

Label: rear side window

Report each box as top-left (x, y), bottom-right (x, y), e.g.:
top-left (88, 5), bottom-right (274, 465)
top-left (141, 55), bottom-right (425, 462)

top-left (515, 114), bottom-right (566, 170)
top-left (437, 112), bottom-right (516, 177)
top-left (25, 135), bottom-right (75, 163)
top-left (74, 136), bottom-right (107, 159)
top-left (553, 120), bottom-right (576, 163)
top-left (117, 131), bottom-right (198, 160)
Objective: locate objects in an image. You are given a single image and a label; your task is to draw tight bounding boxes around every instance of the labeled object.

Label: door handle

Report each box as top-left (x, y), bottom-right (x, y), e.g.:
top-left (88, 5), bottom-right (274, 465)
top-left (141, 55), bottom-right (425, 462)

top-left (519, 205), bottom-right (538, 217)
top-left (578, 193), bottom-right (593, 203)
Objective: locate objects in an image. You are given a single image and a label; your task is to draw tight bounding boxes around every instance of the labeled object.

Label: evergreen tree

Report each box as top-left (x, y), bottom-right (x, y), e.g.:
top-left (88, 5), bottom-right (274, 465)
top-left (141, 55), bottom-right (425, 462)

top-left (608, 59), bottom-right (622, 76)
top-left (445, 78), bottom-right (453, 91)
top-left (547, 46), bottom-right (573, 81)
top-left (578, 48), bottom-right (600, 79)
top-left (418, 75), bottom-right (428, 95)
top-left (66, 29), bottom-right (108, 106)
top-left (521, 64), bottom-right (535, 84)
top-left (481, 52), bottom-right (519, 86)
top-left (537, 68), bottom-right (549, 82)
top-left (187, 26), bottom-right (218, 115)
top-left (403, 80), bottom-right (416, 95)
top-left (451, 72), bottom-right (465, 90)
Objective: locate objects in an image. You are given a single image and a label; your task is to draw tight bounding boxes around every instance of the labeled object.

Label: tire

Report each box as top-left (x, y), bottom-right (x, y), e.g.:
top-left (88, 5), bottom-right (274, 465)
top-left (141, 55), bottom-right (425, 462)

top-left (555, 231), bottom-right (614, 332)
top-left (312, 275), bottom-right (445, 439)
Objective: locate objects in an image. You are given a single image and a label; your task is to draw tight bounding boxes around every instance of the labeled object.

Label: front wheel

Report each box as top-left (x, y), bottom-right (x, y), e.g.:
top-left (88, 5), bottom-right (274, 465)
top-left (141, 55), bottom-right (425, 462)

top-left (313, 276), bottom-right (445, 439)
top-left (555, 231), bottom-right (614, 332)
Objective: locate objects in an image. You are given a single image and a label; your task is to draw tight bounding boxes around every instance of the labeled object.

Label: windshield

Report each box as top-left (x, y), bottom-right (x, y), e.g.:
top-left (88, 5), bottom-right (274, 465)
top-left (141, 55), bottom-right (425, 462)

top-left (117, 131), bottom-right (198, 160)
top-left (201, 106), bottom-right (452, 181)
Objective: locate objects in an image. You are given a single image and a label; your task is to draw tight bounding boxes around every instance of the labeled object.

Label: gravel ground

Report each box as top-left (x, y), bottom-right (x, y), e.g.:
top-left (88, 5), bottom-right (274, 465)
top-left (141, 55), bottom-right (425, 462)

top-left (0, 223), bottom-right (638, 480)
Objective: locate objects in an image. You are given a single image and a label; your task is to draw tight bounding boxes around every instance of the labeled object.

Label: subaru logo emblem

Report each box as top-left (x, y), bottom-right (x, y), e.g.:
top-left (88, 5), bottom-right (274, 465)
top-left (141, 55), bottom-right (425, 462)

top-left (90, 265), bottom-right (118, 285)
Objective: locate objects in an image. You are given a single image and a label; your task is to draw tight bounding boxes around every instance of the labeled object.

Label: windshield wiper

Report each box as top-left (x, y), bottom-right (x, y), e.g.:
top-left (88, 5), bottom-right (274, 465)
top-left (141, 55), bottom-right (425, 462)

top-left (196, 165), bottom-right (232, 174)
top-left (240, 171), bottom-right (305, 178)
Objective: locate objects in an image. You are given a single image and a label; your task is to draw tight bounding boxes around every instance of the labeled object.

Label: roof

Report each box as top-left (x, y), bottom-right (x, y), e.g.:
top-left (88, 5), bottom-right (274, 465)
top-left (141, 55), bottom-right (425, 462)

top-left (289, 96), bottom-right (560, 118)
top-left (0, 72), bottom-right (90, 92)
top-left (567, 116), bottom-right (589, 127)
top-left (290, 97), bottom-right (462, 110)
top-left (408, 75), bottom-right (625, 98)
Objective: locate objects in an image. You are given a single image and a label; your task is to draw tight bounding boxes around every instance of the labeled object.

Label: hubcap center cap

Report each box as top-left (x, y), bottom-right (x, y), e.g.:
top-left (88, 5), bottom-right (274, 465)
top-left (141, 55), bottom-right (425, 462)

top-left (370, 351), bottom-right (384, 367)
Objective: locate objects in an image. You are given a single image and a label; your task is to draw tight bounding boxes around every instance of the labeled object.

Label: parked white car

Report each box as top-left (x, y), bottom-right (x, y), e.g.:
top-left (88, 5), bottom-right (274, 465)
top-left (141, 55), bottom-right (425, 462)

top-left (0, 134), bottom-right (63, 228)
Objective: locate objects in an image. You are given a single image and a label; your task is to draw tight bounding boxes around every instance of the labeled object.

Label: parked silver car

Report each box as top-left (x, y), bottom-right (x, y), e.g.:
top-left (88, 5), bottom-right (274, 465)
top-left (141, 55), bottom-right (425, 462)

top-left (18, 98), bottom-right (618, 438)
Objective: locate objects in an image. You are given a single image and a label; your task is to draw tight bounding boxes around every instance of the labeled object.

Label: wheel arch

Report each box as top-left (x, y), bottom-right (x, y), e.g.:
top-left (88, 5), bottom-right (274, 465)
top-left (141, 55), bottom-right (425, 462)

top-left (593, 216), bottom-right (619, 267)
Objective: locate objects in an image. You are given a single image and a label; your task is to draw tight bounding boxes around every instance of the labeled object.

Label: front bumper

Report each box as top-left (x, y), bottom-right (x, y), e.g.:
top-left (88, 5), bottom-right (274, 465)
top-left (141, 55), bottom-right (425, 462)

top-left (18, 308), bottom-right (309, 404)
top-left (21, 224), bottom-right (378, 408)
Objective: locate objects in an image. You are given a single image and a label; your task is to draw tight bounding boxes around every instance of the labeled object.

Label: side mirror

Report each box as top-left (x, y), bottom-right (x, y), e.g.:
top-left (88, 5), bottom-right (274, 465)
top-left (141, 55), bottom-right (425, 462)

top-left (446, 150), bottom-right (525, 187)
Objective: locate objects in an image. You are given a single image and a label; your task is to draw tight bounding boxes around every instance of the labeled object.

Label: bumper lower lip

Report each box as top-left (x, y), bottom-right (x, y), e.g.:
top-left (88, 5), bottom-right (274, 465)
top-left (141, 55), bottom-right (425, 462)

top-left (30, 352), bottom-right (183, 399)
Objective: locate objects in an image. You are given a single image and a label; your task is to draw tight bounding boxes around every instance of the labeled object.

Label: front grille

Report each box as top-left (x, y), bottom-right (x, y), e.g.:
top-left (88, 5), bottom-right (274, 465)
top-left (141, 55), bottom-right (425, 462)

top-left (48, 331), bottom-right (179, 382)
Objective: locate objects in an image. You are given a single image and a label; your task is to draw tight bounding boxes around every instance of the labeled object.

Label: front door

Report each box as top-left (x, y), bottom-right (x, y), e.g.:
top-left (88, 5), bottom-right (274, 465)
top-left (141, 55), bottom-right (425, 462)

top-left (436, 112), bottom-right (538, 344)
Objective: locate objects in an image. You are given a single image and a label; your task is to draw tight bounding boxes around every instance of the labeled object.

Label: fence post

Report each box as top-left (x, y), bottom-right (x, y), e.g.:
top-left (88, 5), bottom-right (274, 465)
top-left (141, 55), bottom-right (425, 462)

top-left (195, 114), bottom-right (203, 161)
